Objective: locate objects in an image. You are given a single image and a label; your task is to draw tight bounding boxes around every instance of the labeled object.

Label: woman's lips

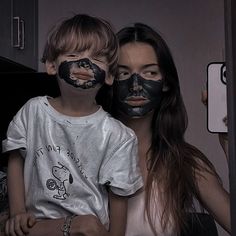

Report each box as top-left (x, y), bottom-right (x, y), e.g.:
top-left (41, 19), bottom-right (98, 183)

top-left (125, 96), bottom-right (149, 106)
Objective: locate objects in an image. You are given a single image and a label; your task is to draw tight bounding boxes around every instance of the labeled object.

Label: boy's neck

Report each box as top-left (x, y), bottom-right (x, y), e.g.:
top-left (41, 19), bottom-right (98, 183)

top-left (49, 95), bottom-right (100, 117)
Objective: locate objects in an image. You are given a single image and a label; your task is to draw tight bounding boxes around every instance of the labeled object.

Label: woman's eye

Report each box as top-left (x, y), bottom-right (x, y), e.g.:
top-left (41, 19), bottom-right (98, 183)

top-left (142, 71), bottom-right (161, 79)
top-left (117, 71), bottom-right (130, 80)
top-left (145, 71), bottom-right (157, 76)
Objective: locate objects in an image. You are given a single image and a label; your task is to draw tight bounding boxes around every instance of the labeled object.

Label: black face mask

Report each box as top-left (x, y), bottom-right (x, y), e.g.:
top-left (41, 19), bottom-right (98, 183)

top-left (113, 73), bottom-right (163, 117)
top-left (58, 58), bottom-right (106, 89)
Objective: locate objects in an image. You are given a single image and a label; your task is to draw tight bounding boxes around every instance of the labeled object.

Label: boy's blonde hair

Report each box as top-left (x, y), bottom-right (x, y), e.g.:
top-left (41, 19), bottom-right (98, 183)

top-left (41, 14), bottom-right (118, 76)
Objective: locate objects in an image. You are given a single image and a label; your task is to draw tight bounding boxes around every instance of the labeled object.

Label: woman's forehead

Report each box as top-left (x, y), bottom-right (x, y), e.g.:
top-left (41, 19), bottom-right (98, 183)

top-left (119, 42), bottom-right (158, 67)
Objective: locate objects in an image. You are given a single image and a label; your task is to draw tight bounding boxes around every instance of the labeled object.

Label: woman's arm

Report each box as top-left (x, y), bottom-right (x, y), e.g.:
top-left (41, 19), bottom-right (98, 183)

top-left (196, 164), bottom-right (231, 234)
top-left (201, 89), bottom-right (229, 162)
top-left (200, 89), bottom-right (230, 233)
top-left (27, 191), bottom-right (128, 236)
top-left (28, 192), bottom-right (127, 236)
top-left (27, 215), bottom-right (108, 236)
top-left (218, 132), bottom-right (228, 162)
top-left (26, 191), bottom-right (128, 236)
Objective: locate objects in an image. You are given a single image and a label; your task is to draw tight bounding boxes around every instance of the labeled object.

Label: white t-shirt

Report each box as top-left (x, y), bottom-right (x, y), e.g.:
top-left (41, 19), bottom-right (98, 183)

top-left (2, 96), bottom-right (143, 227)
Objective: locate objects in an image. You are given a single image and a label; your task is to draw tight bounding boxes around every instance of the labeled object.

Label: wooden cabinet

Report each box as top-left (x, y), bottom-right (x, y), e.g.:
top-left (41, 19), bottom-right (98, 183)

top-left (0, 0), bottom-right (38, 70)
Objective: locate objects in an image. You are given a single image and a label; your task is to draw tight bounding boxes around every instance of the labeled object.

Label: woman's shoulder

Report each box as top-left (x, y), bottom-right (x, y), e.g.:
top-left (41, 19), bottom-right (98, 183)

top-left (193, 154), bottom-right (222, 193)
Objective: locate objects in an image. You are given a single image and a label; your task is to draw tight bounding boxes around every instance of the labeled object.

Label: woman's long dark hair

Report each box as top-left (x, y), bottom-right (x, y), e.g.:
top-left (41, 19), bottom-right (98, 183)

top-left (100, 23), bottom-right (221, 235)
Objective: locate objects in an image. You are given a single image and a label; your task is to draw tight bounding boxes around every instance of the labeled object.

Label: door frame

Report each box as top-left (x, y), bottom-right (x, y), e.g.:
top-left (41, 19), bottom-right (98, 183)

top-left (224, 0), bottom-right (236, 234)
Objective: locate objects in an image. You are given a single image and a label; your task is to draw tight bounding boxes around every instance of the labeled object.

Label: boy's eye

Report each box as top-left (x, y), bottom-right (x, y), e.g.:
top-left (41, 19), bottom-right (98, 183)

top-left (65, 54), bottom-right (78, 59)
top-left (91, 55), bottom-right (107, 65)
top-left (93, 57), bottom-right (105, 63)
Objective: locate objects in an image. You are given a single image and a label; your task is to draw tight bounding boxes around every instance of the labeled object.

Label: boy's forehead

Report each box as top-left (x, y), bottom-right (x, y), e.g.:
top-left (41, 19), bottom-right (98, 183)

top-left (62, 34), bottom-right (107, 55)
top-left (64, 49), bottom-right (107, 59)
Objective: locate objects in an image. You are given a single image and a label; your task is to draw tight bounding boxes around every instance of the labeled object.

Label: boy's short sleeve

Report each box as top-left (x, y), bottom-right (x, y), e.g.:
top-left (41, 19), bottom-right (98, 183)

top-left (99, 136), bottom-right (143, 196)
top-left (2, 109), bottom-right (27, 154)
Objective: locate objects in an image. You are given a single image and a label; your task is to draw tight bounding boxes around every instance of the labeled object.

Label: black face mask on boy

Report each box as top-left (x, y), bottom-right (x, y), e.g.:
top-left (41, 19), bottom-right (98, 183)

top-left (58, 58), bottom-right (106, 89)
top-left (114, 73), bottom-right (164, 117)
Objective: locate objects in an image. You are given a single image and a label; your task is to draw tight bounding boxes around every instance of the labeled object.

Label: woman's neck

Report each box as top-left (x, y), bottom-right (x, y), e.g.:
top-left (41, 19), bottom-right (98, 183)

top-left (120, 112), bottom-right (154, 182)
top-left (120, 112), bottom-right (153, 142)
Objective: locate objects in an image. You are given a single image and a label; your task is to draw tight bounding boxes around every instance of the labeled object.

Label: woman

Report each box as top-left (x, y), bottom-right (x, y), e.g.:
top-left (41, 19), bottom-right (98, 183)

top-left (108, 22), bottom-right (230, 236)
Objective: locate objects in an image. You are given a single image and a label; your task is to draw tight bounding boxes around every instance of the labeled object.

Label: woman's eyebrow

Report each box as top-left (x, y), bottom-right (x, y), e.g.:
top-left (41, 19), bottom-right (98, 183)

top-left (142, 63), bottom-right (159, 69)
top-left (117, 64), bottom-right (159, 70)
top-left (118, 65), bottom-right (130, 69)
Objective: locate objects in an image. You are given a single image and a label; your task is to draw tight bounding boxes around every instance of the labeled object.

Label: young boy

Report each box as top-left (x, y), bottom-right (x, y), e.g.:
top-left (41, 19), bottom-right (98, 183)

top-left (2, 14), bottom-right (143, 236)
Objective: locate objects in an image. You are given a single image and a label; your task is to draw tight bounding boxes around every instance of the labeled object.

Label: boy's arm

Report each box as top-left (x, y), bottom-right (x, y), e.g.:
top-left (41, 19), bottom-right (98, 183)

top-left (7, 150), bottom-right (25, 216)
top-left (108, 190), bottom-right (128, 236)
top-left (6, 150), bottom-right (36, 235)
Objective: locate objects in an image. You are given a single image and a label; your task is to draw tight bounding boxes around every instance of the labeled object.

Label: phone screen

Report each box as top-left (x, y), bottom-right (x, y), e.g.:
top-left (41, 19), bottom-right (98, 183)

top-left (207, 62), bottom-right (227, 133)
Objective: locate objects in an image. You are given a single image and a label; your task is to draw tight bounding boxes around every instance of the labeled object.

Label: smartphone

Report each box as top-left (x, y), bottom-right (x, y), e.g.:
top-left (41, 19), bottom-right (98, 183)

top-left (207, 62), bottom-right (227, 133)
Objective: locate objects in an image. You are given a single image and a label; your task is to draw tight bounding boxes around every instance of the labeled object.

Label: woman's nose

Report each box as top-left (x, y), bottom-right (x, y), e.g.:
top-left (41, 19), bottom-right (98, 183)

top-left (129, 75), bottom-right (143, 94)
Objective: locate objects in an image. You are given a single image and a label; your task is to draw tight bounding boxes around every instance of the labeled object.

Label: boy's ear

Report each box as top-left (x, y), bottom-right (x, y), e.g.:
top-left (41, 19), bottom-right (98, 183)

top-left (105, 74), bottom-right (114, 86)
top-left (45, 61), bottom-right (57, 75)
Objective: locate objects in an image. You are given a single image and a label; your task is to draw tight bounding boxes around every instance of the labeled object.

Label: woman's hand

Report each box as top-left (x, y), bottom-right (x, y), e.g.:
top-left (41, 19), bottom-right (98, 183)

top-left (201, 89), bottom-right (207, 106)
